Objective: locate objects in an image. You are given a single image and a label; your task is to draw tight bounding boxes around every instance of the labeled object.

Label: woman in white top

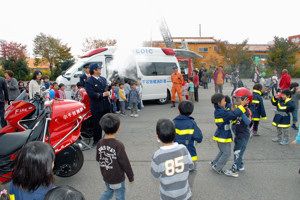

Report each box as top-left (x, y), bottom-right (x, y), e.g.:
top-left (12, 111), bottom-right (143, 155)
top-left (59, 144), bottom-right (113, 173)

top-left (29, 71), bottom-right (43, 117)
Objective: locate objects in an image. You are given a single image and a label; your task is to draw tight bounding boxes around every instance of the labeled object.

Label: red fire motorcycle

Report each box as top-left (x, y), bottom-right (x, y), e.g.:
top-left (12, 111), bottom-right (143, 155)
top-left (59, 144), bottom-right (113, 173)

top-left (0, 88), bottom-right (92, 183)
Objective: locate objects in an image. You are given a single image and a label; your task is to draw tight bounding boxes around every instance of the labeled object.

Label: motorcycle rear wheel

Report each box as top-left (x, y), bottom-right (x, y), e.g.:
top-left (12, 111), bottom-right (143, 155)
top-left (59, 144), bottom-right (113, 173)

top-left (53, 143), bottom-right (84, 177)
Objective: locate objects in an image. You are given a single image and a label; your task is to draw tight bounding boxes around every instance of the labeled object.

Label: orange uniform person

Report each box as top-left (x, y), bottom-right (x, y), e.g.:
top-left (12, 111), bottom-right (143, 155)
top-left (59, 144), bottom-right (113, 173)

top-left (171, 66), bottom-right (183, 107)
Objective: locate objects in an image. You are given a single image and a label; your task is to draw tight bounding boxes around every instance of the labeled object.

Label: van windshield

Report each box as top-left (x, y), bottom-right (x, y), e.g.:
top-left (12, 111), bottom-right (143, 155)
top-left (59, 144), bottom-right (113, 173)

top-left (138, 62), bottom-right (176, 76)
top-left (65, 61), bottom-right (85, 76)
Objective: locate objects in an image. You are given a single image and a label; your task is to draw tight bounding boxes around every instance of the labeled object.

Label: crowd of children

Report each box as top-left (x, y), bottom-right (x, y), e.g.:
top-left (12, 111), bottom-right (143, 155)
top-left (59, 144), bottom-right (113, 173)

top-left (4, 69), bottom-right (300, 199)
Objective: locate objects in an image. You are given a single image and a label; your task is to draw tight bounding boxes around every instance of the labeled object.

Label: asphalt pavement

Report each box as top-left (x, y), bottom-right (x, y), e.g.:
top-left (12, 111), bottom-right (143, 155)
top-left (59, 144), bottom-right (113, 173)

top-left (3, 79), bottom-right (300, 200)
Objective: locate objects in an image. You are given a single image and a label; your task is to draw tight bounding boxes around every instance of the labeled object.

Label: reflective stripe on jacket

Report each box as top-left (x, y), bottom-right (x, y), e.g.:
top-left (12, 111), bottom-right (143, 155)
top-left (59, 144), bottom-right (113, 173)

top-left (271, 97), bottom-right (295, 128)
top-left (173, 115), bottom-right (203, 161)
top-left (249, 90), bottom-right (267, 121)
top-left (213, 105), bottom-right (246, 143)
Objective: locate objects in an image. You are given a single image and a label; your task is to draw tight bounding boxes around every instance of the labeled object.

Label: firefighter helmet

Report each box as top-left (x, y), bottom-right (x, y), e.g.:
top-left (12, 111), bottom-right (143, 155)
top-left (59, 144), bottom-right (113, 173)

top-left (232, 87), bottom-right (253, 105)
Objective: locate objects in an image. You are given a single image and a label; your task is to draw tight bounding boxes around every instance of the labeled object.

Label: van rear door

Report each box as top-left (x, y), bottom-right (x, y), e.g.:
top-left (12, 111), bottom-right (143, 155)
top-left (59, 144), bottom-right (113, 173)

top-left (137, 61), bottom-right (176, 101)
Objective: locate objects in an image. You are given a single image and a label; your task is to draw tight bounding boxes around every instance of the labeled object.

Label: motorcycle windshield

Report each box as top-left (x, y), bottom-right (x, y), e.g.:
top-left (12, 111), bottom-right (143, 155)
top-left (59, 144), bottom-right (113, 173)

top-left (14, 90), bottom-right (28, 102)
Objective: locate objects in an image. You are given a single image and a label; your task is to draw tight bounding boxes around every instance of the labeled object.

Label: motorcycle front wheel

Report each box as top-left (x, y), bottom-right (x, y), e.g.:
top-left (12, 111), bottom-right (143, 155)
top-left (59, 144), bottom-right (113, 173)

top-left (53, 143), bottom-right (84, 177)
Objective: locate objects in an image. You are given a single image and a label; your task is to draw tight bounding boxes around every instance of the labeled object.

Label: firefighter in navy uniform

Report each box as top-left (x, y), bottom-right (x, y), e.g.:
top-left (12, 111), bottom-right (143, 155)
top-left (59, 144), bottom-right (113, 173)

top-left (271, 89), bottom-right (295, 145)
top-left (85, 63), bottom-right (110, 146)
top-left (80, 64), bottom-right (90, 88)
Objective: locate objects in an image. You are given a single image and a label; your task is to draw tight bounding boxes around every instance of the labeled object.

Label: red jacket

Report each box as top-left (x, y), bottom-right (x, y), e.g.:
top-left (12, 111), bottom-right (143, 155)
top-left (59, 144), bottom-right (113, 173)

top-left (279, 73), bottom-right (291, 90)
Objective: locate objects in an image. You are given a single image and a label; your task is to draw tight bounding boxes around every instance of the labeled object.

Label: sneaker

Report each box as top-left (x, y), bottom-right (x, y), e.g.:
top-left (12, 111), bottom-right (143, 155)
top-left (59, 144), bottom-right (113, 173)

top-left (127, 107), bottom-right (131, 110)
top-left (239, 166), bottom-right (245, 171)
top-left (171, 105), bottom-right (175, 108)
top-left (279, 141), bottom-right (289, 145)
top-left (272, 138), bottom-right (280, 142)
top-left (224, 169), bottom-right (239, 177)
top-left (137, 109), bottom-right (141, 112)
top-left (209, 161), bottom-right (214, 167)
top-left (116, 111), bottom-right (120, 114)
top-left (130, 114), bottom-right (134, 117)
top-left (120, 114), bottom-right (126, 117)
top-left (292, 124), bottom-right (299, 130)
top-left (134, 114), bottom-right (138, 118)
top-left (253, 130), bottom-right (260, 136)
top-left (212, 165), bottom-right (224, 174)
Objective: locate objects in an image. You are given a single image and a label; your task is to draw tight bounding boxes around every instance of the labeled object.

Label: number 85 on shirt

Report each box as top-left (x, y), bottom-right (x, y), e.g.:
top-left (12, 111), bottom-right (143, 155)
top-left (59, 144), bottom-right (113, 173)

top-left (165, 156), bottom-right (185, 176)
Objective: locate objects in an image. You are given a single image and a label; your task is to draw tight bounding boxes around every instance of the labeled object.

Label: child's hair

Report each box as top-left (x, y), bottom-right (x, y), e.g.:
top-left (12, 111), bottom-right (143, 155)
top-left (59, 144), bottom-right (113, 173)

top-left (178, 101), bottom-right (194, 116)
top-left (111, 83), bottom-right (116, 87)
top-left (59, 83), bottom-right (65, 88)
top-left (12, 141), bottom-right (55, 192)
top-left (282, 89), bottom-right (292, 97)
top-left (119, 82), bottom-right (124, 86)
top-left (44, 185), bottom-right (85, 200)
top-left (18, 81), bottom-right (24, 86)
top-left (188, 77), bottom-right (193, 81)
top-left (156, 119), bottom-right (176, 143)
top-left (71, 84), bottom-right (76, 89)
top-left (130, 81), bottom-right (137, 86)
top-left (289, 82), bottom-right (299, 94)
top-left (184, 78), bottom-right (188, 82)
top-left (53, 82), bottom-right (58, 87)
top-left (44, 75), bottom-right (50, 80)
top-left (224, 95), bottom-right (231, 104)
top-left (253, 83), bottom-right (263, 91)
top-left (282, 69), bottom-right (288, 73)
top-left (76, 82), bottom-right (81, 87)
top-left (100, 113), bottom-right (120, 134)
top-left (211, 93), bottom-right (225, 105)
top-left (0, 188), bottom-right (10, 200)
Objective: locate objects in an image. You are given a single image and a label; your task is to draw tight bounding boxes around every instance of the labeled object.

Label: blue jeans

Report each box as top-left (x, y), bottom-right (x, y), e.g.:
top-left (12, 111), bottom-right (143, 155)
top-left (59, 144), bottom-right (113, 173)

top-left (33, 100), bottom-right (44, 117)
top-left (292, 110), bottom-right (298, 123)
top-left (100, 181), bottom-right (125, 200)
top-left (137, 101), bottom-right (142, 110)
top-left (232, 137), bottom-right (249, 172)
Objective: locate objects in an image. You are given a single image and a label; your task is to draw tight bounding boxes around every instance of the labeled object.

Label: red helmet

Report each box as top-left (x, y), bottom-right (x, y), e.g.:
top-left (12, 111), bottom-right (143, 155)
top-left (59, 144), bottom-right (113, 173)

top-left (277, 92), bottom-right (282, 98)
top-left (232, 87), bottom-right (253, 105)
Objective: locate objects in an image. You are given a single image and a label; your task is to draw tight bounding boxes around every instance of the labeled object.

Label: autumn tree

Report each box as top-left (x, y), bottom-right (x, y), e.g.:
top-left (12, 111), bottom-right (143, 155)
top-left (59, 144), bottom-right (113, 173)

top-left (267, 36), bottom-right (300, 72)
top-left (207, 55), bottom-right (224, 68)
top-left (82, 38), bottom-right (117, 52)
top-left (33, 33), bottom-right (73, 73)
top-left (216, 39), bottom-right (253, 77)
top-left (0, 41), bottom-right (27, 60)
top-left (0, 41), bottom-right (30, 80)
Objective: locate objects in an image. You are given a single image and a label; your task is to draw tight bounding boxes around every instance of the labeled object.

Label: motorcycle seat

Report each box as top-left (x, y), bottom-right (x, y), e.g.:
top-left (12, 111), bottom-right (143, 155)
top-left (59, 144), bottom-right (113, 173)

top-left (0, 130), bottom-right (32, 156)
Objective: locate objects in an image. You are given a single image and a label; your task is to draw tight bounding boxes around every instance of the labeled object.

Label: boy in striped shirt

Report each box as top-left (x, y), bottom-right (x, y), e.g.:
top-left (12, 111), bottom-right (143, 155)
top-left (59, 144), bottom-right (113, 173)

top-left (151, 119), bottom-right (194, 200)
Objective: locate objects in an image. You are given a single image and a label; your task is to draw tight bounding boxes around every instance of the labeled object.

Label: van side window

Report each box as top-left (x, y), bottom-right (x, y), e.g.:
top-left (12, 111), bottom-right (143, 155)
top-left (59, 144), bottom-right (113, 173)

top-left (138, 62), bottom-right (176, 76)
top-left (139, 62), bottom-right (156, 76)
top-left (155, 63), bottom-right (174, 75)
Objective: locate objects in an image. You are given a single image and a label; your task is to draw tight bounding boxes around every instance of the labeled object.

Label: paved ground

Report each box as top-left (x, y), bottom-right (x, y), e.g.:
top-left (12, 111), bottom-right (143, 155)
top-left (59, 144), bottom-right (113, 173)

top-left (3, 79), bottom-right (300, 199)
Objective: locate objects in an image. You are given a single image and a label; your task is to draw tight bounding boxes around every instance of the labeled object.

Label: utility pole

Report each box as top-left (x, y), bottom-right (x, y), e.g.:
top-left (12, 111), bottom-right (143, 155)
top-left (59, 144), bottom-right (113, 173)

top-left (199, 24), bottom-right (201, 37)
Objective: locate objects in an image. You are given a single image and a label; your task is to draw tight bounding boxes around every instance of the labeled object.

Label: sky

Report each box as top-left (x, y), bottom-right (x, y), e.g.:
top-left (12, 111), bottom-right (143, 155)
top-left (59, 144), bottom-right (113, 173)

top-left (0, 0), bottom-right (299, 57)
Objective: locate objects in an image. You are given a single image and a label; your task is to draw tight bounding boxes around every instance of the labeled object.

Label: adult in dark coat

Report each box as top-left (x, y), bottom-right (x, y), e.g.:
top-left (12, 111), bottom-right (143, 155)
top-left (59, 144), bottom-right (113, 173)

top-left (0, 77), bottom-right (9, 127)
top-left (85, 63), bottom-right (110, 145)
top-left (79, 64), bottom-right (90, 88)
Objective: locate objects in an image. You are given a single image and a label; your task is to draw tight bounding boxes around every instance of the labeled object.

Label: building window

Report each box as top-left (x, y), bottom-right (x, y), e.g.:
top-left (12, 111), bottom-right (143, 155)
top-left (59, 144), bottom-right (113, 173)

top-left (198, 47), bottom-right (208, 52)
top-left (214, 46), bottom-right (218, 51)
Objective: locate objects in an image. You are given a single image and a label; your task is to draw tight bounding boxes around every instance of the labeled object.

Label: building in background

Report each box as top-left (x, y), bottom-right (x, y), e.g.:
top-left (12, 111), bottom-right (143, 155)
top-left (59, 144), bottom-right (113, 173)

top-left (150, 36), bottom-right (300, 70)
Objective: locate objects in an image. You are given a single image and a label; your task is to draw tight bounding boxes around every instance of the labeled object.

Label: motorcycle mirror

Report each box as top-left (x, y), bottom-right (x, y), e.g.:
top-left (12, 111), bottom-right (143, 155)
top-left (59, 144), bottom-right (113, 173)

top-left (40, 86), bottom-right (46, 91)
top-left (61, 70), bottom-right (66, 76)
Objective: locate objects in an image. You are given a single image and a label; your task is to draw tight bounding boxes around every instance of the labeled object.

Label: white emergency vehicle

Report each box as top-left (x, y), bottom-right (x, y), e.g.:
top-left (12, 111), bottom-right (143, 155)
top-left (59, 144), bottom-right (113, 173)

top-left (56, 47), bottom-right (180, 104)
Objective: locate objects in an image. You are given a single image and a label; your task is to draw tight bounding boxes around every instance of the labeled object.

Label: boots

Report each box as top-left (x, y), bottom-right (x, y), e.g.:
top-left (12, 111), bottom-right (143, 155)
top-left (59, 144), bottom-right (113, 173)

top-left (171, 101), bottom-right (175, 108)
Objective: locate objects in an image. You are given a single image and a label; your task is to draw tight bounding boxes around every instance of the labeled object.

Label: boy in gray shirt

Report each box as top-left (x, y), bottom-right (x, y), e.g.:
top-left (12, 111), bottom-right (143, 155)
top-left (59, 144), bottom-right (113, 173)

top-left (151, 119), bottom-right (194, 200)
